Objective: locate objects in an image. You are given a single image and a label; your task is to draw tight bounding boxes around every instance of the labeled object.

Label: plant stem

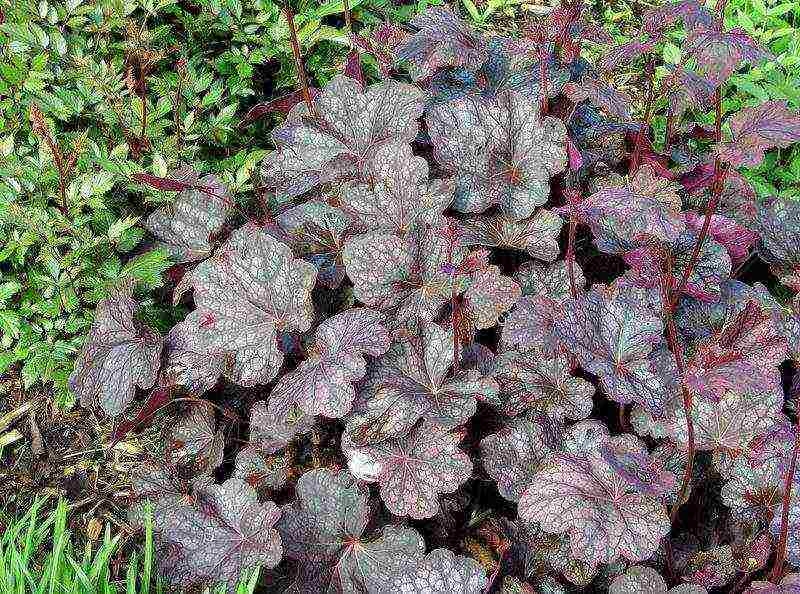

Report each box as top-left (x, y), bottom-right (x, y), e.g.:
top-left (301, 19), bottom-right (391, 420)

top-left (669, 87), bottom-right (727, 308)
top-left (540, 48), bottom-right (549, 117)
top-left (566, 190), bottom-right (579, 298)
top-left (629, 59), bottom-right (656, 174)
top-left (770, 397), bottom-right (800, 582)
top-left (660, 255), bottom-right (696, 526)
top-left (284, 6), bottom-right (315, 115)
top-left (343, 0), bottom-right (352, 32)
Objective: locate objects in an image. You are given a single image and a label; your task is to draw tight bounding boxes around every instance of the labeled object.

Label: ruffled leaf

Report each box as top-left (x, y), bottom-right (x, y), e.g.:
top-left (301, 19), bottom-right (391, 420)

top-left (261, 76), bottom-right (424, 200)
top-left (382, 549), bottom-right (487, 594)
top-left (457, 211), bottom-right (563, 262)
top-left (343, 422), bottom-right (472, 519)
top-left (164, 224), bottom-right (316, 392)
top-left (69, 284), bottom-right (163, 417)
top-left (718, 101), bottom-right (800, 168)
top-left (426, 90), bottom-right (567, 220)
top-left (755, 198), bottom-right (800, 291)
top-left (684, 26), bottom-right (772, 85)
top-left (269, 308), bottom-right (391, 419)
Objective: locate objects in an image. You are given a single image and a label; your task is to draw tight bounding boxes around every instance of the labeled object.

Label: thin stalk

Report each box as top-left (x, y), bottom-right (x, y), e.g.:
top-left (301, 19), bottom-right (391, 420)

top-left (770, 400), bottom-right (800, 582)
top-left (284, 6), bottom-right (315, 115)
top-left (566, 190), bottom-right (579, 298)
top-left (139, 60), bottom-right (148, 147)
top-left (343, 0), bottom-right (352, 32)
top-left (669, 87), bottom-right (727, 308)
top-left (540, 47), bottom-right (549, 117)
top-left (629, 59), bottom-right (656, 174)
top-left (660, 255), bottom-right (696, 525)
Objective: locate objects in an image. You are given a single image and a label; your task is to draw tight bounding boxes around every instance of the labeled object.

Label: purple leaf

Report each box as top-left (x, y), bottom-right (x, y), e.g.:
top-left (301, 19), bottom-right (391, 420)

top-left (553, 286), bottom-right (675, 414)
top-left (261, 75), bottom-right (424, 200)
top-left (480, 415), bottom-right (565, 502)
top-left (666, 66), bottom-right (715, 121)
top-left (624, 228), bottom-right (732, 302)
top-left (144, 169), bottom-right (231, 264)
top-left (344, 49), bottom-right (364, 87)
top-left (164, 224), bottom-right (316, 392)
top-left (232, 445), bottom-right (289, 490)
top-left (342, 219), bottom-right (469, 323)
top-left (168, 401), bottom-right (224, 474)
top-left (755, 197), bottom-right (800, 291)
top-left (491, 349), bottom-right (594, 421)
top-left (269, 308), bottom-right (391, 419)
top-left (599, 435), bottom-right (677, 499)
top-left (343, 421), bottom-right (472, 519)
top-left (238, 89), bottom-right (320, 126)
top-left (395, 6), bottom-right (487, 81)
top-left (610, 565), bottom-right (708, 593)
top-left (718, 101), bottom-right (800, 168)
top-left (245, 399), bottom-right (314, 457)
top-left (744, 574), bottom-right (800, 594)
top-left (156, 478), bottom-right (282, 593)
top-left (558, 164), bottom-right (685, 254)
top-left (564, 76), bottom-right (633, 120)
top-left (462, 266), bottom-right (521, 330)
top-left (382, 549), bottom-right (487, 593)
top-left (598, 37), bottom-right (660, 71)
top-left (684, 26), bottom-right (772, 85)
top-left (685, 169), bottom-right (757, 227)
top-left (69, 284), bottom-right (162, 417)
top-left (277, 201), bottom-right (355, 288)
top-left (685, 210), bottom-right (757, 267)
top-left (642, 0), bottom-right (713, 33)
top-left (341, 143), bottom-right (454, 235)
top-left (278, 468), bottom-right (425, 592)
top-left (685, 300), bottom-right (787, 403)
top-left (345, 319), bottom-right (498, 444)
top-left (426, 90), bottom-right (567, 220)
top-left (518, 446), bottom-right (671, 568)
top-left (457, 210), bottom-right (563, 262)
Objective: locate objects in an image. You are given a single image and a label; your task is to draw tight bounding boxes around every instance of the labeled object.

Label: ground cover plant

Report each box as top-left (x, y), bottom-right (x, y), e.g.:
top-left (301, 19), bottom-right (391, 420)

top-left (4, 0), bottom-right (800, 592)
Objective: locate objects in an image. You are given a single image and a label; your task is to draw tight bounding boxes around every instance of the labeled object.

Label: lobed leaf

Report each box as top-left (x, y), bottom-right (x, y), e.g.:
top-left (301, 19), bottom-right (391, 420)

top-left (718, 101), bottom-right (800, 168)
top-left (69, 284), bottom-right (163, 417)
top-left (343, 421), bottom-right (472, 519)
top-left (381, 549), bottom-right (487, 594)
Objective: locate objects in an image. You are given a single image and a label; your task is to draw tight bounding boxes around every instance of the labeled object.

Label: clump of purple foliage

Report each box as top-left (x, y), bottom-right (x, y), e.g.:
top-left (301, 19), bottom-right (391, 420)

top-left (69, 1), bottom-right (800, 592)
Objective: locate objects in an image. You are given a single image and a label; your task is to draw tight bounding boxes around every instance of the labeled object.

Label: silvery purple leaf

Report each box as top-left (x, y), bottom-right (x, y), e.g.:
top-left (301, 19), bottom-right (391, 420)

top-left (744, 574), bottom-right (800, 594)
top-left (278, 468), bottom-right (425, 593)
top-left (341, 143), bottom-right (454, 235)
top-left (343, 421), bottom-right (472, 519)
top-left (721, 455), bottom-right (787, 523)
top-left (462, 265), bottom-right (521, 330)
top-left (69, 284), bottom-right (162, 417)
top-left (382, 549), bottom-right (487, 594)
top-left (261, 76), bottom-right (424, 200)
top-left (491, 349), bottom-right (594, 421)
top-left (343, 219), bottom-right (469, 323)
top-left (518, 448), bottom-right (671, 569)
top-left (642, 0), bottom-right (713, 33)
top-left (144, 168), bottom-right (232, 264)
top-left (564, 76), bottom-right (633, 120)
top-left (755, 198), bottom-right (800, 291)
top-left (684, 300), bottom-right (787, 403)
top-left (157, 478), bottom-right (282, 593)
top-left (553, 286), bottom-right (674, 415)
top-left (610, 565), bottom-right (708, 593)
top-left (245, 400), bottom-right (314, 456)
top-left (277, 201), bottom-right (355, 289)
top-left (457, 211), bottom-right (563, 262)
top-left (269, 308), bottom-right (391, 419)
top-left (426, 90), bottom-right (567, 220)
top-left (666, 387), bottom-right (783, 455)
top-left (684, 26), bottom-right (772, 85)
top-left (514, 260), bottom-right (585, 299)
top-left (345, 319), bottom-right (498, 444)
top-left (599, 435), bottom-right (677, 499)
top-left (395, 6), bottom-right (487, 81)
top-left (165, 224), bottom-right (316, 392)
top-left (559, 164), bottom-right (685, 254)
top-left (718, 101), bottom-right (800, 168)
top-left (598, 37), bottom-right (660, 71)
top-left (480, 415), bottom-right (565, 502)
top-left (232, 445), bottom-right (289, 490)
top-left (168, 401), bottom-right (224, 474)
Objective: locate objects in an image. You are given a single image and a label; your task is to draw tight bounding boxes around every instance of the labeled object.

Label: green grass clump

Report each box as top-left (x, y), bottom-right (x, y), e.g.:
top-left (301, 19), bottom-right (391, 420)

top-left (0, 497), bottom-right (260, 594)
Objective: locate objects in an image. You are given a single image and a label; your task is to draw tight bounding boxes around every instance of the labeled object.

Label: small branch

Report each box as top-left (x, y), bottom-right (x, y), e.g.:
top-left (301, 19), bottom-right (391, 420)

top-left (629, 59), bottom-right (656, 174)
top-left (669, 87), bottom-right (727, 308)
top-left (565, 188), bottom-right (580, 298)
top-left (770, 395), bottom-right (800, 582)
top-left (539, 47), bottom-right (550, 118)
top-left (660, 254), bottom-right (696, 536)
top-left (343, 0), bottom-right (352, 32)
top-left (284, 6), bottom-right (316, 115)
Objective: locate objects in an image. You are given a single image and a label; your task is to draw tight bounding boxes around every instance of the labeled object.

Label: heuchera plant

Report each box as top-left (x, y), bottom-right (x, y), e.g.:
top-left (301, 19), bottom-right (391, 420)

top-left (70, 1), bottom-right (800, 591)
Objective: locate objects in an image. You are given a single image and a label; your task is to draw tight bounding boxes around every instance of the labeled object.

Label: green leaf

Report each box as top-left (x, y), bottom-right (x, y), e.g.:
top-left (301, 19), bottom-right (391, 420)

top-left (121, 249), bottom-right (172, 289)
